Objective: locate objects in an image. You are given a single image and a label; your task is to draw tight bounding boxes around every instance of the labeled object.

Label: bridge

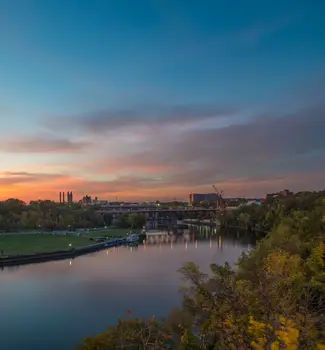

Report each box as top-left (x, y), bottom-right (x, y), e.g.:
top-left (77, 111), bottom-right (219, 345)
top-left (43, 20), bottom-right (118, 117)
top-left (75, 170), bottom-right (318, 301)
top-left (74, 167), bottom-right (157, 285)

top-left (97, 206), bottom-right (219, 229)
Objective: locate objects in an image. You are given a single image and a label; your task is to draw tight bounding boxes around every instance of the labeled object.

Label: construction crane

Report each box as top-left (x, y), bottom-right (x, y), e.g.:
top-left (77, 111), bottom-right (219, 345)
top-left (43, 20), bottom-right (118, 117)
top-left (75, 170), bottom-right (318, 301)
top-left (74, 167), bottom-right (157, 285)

top-left (212, 185), bottom-right (225, 210)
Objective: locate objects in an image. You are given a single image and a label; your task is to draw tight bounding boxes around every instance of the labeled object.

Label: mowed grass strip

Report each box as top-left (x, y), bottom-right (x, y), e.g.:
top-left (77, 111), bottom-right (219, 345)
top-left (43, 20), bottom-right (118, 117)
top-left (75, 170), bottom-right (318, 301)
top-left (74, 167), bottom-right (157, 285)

top-left (82, 228), bottom-right (131, 238)
top-left (0, 234), bottom-right (92, 256)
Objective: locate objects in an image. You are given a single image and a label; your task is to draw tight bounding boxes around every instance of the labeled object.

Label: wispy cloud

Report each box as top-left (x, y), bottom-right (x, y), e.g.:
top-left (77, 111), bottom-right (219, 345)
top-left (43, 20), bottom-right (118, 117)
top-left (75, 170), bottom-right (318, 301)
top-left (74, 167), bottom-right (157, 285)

top-left (48, 104), bottom-right (237, 134)
top-left (0, 137), bottom-right (90, 153)
top-left (0, 171), bottom-right (64, 185)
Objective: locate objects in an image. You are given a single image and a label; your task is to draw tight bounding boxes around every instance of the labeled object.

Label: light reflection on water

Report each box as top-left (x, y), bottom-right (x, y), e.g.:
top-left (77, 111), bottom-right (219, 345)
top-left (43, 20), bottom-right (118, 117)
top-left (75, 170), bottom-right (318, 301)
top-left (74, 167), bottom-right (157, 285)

top-left (0, 227), bottom-right (252, 350)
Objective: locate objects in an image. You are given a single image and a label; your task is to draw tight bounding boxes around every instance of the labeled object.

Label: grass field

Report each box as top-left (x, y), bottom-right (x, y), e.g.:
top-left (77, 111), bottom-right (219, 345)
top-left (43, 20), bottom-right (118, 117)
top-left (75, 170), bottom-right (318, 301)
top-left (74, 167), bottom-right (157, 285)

top-left (79, 227), bottom-right (131, 238)
top-left (0, 228), bottom-right (131, 256)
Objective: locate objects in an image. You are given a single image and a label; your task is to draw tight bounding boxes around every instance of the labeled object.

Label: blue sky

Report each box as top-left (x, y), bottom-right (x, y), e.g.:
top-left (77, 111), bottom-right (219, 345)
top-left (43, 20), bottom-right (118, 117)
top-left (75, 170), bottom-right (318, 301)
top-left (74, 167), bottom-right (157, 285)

top-left (0, 0), bottom-right (324, 200)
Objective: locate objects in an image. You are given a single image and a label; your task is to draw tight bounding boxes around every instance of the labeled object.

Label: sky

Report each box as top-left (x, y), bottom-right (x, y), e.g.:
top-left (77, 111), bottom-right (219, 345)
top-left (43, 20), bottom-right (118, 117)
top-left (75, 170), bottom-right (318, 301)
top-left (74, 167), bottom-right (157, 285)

top-left (0, 0), bottom-right (325, 202)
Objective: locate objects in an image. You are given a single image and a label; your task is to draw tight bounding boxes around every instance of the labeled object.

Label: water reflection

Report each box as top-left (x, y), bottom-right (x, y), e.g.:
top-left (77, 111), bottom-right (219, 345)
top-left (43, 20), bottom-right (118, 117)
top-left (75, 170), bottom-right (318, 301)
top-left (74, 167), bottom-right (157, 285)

top-left (0, 226), bottom-right (252, 350)
top-left (142, 225), bottom-right (254, 248)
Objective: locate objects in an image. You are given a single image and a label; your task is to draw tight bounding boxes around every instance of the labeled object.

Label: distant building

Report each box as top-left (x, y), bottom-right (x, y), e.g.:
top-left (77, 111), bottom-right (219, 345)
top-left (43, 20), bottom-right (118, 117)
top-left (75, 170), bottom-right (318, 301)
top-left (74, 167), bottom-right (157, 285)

top-left (224, 198), bottom-right (247, 207)
top-left (59, 191), bottom-right (66, 203)
top-left (246, 199), bottom-right (262, 206)
top-left (93, 197), bottom-right (108, 205)
top-left (266, 189), bottom-right (294, 200)
top-left (59, 191), bottom-right (73, 204)
top-left (189, 193), bottom-right (218, 206)
top-left (279, 189), bottom-right (293, 197)
top-left (67, 191), bottom-right (73, 204)
top-left (81, 195), bottom-right (92, 205)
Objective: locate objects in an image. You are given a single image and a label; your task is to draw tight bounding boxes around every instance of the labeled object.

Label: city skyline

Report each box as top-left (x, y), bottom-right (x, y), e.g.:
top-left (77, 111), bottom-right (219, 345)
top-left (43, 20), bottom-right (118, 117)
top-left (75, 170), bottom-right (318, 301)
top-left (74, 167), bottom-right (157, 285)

top-left (1, 1), bottom-right (325, 201)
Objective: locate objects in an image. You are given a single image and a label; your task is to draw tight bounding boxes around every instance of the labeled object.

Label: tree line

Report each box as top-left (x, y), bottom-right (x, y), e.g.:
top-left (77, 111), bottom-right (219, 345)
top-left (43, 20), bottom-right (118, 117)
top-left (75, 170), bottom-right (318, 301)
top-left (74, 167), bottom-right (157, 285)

top-left (77, 190), bottom-right (325, 349)
top-left (0, 199), bottom-right (147, 231)
top-left (0, 199), bottom-right (104, 231)
top-left (221, 191), bottom-right (325, 238)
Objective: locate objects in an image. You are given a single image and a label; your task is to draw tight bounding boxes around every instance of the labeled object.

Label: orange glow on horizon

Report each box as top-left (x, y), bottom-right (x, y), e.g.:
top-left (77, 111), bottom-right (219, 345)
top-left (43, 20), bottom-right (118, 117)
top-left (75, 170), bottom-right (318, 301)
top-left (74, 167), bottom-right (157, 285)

top-left (1, 171), bottom-right (324, 202)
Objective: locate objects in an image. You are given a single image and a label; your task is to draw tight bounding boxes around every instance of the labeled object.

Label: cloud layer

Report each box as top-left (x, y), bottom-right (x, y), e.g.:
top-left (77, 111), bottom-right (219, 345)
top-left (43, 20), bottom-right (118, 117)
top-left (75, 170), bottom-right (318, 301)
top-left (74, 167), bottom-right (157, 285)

top-left (1, 102), bottom-right (324, 201)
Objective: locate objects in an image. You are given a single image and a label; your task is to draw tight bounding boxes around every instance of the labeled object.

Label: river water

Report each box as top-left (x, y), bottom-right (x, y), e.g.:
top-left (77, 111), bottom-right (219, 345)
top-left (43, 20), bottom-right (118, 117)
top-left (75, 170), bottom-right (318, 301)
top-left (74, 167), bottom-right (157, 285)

top-left (0, 227), bottom-right (252, 350)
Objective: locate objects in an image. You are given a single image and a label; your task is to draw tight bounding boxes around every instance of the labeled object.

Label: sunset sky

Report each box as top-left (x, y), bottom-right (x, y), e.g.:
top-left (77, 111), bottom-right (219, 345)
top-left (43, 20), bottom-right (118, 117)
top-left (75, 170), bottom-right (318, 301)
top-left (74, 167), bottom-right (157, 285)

top-left (0, 0), bottom-right (324, 202)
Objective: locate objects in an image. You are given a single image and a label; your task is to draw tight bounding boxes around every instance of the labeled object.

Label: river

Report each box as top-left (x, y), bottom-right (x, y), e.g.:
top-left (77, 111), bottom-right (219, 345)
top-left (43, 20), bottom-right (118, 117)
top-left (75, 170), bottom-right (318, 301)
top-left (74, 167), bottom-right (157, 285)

top-left (0, 227), bottom-right (252, 350)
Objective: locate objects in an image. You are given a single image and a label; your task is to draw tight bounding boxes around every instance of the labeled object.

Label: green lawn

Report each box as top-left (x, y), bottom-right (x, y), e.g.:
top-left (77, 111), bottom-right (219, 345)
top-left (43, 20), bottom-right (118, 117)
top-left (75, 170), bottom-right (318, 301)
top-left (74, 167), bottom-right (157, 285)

top-left (0, 234), bottom-right (92, 256)
top-left (80, 227), bottom-right (131, 238)
top-left (0, 228), bottom-right (131, 256)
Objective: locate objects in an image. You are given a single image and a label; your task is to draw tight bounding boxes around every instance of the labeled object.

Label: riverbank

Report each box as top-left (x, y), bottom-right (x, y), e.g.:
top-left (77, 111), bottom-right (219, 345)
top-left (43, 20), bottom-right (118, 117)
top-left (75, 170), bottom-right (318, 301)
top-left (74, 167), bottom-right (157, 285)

top-left (0, 237), bottom-right (128, 267)
top-left (0, 228), bottom-right (130, 255)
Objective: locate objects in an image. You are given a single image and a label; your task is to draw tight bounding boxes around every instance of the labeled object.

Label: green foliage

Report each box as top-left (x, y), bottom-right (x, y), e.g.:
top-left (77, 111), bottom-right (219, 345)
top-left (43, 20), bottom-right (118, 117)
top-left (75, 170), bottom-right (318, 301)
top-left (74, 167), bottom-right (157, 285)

top-left (114, 213), bottom-right (130, 228)
top-left (115, 213), bottom-right (146, 229)
top-left (222, 190), bottom-right (325, 239)
top-left (77, 318), bottom-right (172, 350)
top-left (128, 213), bottom-right (146, 229)
top-left (78, 191), bottom-right (325, 349)
top-left (179, 329), bottom-right (200, 349)
top-left (0, 199), bottom-right (104, 231)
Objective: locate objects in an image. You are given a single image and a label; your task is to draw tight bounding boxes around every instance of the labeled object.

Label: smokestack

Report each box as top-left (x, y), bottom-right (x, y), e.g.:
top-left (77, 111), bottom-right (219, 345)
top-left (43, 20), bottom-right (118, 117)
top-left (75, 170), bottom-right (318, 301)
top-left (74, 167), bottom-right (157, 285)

top-left (63, 192), bottom-right (65, 203)
top-left (67, 191), bottom-right (73, 204)
top-left (59, 192), bottom-right (62, 203)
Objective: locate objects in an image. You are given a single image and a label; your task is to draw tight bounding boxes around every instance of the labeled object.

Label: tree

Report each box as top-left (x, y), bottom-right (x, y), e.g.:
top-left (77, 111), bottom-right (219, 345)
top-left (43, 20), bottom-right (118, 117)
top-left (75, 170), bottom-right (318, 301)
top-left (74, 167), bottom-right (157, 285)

top-left (115, 214), bottom-right (130, 228)
top-left (77, 318), bottom-right (172, 350)
top-left (128, 213), bottom-right (146, 229)
top-left (238, 212), bottom-right (250, 229)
